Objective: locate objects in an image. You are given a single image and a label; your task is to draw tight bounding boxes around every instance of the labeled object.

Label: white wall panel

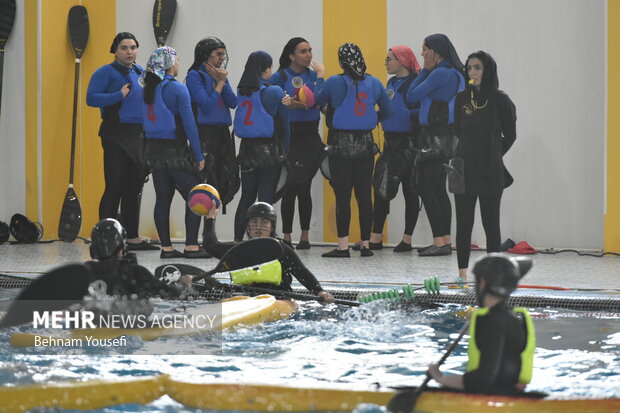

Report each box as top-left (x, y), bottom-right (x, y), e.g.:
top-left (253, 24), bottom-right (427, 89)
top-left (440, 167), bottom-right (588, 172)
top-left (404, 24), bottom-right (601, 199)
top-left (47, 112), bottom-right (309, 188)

top-left (387, 0), bottom-right (605, 249)
top-left (0, 0), bottom-right (26, 224)
top-left (118, 0), bottom-right (323, 242)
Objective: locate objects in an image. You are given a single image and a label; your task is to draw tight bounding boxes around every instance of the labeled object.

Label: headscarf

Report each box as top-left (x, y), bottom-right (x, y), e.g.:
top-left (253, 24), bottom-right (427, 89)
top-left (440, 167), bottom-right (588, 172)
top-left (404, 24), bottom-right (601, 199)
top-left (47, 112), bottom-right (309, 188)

top-left (278, 37), bottom-right (308, 71)
top-left (424, 33), bottom-right (463, 71)
top-left (140, 46), bottom-right (178, 84)
top-left (109, 32), bottom-right (139, 54)
top-left (338, 43), bottom-right (366, 80)
top-left (390, 45), bottom-right (421, 74)
top-left (464, 50), bottom-right (499, 100)
top-left (238, 51), bottom-right (273, 94)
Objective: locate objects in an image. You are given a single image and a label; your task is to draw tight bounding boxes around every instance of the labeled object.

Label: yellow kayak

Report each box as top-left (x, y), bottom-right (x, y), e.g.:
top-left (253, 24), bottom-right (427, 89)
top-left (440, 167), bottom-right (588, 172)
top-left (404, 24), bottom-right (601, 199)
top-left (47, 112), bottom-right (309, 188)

top-left (1, 375), bottom-right (618, 413)
top-left (10, 295), bottom-right (297, 347)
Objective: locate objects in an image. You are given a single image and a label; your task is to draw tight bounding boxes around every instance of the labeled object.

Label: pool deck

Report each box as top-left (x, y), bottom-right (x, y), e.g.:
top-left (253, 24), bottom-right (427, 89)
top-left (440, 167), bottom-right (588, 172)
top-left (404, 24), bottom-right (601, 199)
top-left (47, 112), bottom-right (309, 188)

top-left (1, 241), bottom-right (618, 292)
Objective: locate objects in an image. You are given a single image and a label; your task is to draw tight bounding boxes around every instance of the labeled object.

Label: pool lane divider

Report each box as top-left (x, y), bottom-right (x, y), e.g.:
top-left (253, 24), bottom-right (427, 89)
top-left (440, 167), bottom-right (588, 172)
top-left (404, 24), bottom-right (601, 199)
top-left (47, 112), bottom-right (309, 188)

top-left (1, 375), bottom-right (620, 413)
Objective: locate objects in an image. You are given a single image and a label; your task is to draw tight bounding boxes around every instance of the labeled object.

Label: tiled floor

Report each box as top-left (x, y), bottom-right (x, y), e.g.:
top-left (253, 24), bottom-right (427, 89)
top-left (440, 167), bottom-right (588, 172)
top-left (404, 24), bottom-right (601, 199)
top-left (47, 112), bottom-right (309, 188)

top-left (1, 241), bottom-right (618, 292)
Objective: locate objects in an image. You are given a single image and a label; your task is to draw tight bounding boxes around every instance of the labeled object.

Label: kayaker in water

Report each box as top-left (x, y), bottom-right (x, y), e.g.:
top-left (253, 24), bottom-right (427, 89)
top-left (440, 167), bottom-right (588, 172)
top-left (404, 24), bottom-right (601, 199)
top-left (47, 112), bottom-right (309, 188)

top-left (203, 201), bottom-right (335, 303)
top-left (428, 253), bottom-right (535, 395)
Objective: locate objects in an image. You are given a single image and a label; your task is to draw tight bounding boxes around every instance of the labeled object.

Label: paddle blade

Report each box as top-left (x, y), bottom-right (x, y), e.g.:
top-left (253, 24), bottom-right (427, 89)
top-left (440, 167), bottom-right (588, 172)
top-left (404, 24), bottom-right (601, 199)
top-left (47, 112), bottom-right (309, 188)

top-left (58, 186), bottom-right (82, 242)
top-left (0, 264), bottom-right (93, 328)
top-left (0, 0), bottom-right (16, 48)
top-left (67, 5), bottom-right (89, 58)
top-left (152, 0), bottom-right (176, 46)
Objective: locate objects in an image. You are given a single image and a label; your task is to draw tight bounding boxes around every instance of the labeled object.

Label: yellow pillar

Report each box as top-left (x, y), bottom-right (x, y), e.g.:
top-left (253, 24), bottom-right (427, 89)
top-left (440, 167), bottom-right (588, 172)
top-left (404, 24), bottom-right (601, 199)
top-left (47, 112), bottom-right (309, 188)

top-left (322, 0), bottom-right (387, 242)
top-left (606, 0), bottom-right (620, 252)
top-left (33, 0), bottom-right (114, 239)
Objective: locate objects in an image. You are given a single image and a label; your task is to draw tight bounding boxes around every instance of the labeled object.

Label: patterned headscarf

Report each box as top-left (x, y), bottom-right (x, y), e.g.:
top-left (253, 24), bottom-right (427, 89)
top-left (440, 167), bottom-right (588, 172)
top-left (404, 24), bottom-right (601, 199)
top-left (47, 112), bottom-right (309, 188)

top-left (390, 45), bottom-right (421, 75)
top-left (338, 43), bottom-right (366, 80)
top-left (141, 46), bottom-right (178, 84)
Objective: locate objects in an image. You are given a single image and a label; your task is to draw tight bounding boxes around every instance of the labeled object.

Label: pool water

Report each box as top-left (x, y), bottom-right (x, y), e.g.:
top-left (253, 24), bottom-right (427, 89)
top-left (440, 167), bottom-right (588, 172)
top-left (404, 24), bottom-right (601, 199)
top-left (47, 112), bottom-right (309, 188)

top-left (0, 297), bottom-right (619, 412)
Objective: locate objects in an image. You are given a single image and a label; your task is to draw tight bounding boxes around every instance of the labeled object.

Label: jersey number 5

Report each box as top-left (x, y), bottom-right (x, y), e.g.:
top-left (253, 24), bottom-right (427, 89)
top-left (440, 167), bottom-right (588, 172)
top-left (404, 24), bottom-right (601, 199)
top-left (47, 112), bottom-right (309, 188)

top-left (241, 100), bottom-right (254, 125)
top-left (354, 92), bottom-right (368, 117)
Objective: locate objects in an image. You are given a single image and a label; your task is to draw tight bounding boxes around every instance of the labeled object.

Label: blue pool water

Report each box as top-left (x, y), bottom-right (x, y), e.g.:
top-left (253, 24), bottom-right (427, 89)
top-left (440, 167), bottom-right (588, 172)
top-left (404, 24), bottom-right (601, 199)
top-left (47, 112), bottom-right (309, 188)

top-left (0, 294), bottom-right (619, 412)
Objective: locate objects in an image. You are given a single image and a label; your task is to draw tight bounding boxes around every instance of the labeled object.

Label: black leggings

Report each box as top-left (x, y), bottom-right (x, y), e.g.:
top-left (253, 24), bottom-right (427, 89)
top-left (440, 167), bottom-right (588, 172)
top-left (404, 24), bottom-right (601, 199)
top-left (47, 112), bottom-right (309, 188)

top-left (99, 134), bottom-right (145, 239)
top-left (417, 159), bottom-right (451, 237)
top-left (152, 168), bottom-right (202, 247)
top-left (234, 166), bottom-right (279, 241)
top-left (281, 179), bottom-right (313, 233)
top-left (329, 155), bottom-right (374, 240)
top-left (455, 187), bottom-right (503, 269)
top-left (373, 169), bottom-right (420, 236)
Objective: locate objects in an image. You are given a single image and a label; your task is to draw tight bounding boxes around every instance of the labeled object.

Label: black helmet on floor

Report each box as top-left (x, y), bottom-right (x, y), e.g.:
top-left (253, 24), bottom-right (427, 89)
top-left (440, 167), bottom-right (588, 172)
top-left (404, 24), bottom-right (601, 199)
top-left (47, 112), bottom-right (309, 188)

top-left (9, 214), bottom-right (43, 243)
top-left (472, 253), bottom-right (532, 304)
top-left (0, 221), bottom-right (9, 244)
top-left (245, 202), bottom-right (277, 237)
top-left (90, 218), bottom-right (127, 260)
top-left (189, 36), bottom-right (228, 71)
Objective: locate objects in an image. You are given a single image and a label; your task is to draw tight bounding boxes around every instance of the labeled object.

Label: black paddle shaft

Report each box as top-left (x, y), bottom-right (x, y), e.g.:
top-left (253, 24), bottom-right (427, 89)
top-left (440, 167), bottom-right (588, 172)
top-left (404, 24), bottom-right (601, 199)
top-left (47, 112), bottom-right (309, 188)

top-left (152, 0), bottom-right (176, 47)
top-left (67, 5), bottom-right (89, 184)
top-left (0, 0), bottom-right (17, 118)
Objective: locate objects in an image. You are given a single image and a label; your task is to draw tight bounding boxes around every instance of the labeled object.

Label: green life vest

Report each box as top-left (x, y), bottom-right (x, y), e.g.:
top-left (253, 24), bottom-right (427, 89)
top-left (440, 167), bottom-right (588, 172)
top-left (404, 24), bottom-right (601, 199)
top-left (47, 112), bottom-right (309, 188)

top-left (466, 306), bottom-right (535, 385)
top-left (229, 259), bottom-right (282, 286)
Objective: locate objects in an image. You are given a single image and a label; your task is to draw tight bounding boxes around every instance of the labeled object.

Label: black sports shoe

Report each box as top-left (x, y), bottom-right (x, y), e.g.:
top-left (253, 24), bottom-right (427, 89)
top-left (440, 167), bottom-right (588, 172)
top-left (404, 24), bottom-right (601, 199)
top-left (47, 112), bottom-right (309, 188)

top-left (360, 247), bottom-right (374, 257)
top-left (418, 244), bottom-right (452, 257)
top-left (322, 248), bottom-right (350, 258)
top-left (296, 240), bottom-right (311, 250)
top-left (369, 242), bottom-right (383, 250)
top-left (183, 249), bottom-right (212, 259)
top-left (160, 249), bottom-right (184, 259)
top-left (417, 244), bottom-right (434, 253)
top-left (126, 240), bottom-right (160, 251)
top-left (393, 241), bottom-right (413, 252)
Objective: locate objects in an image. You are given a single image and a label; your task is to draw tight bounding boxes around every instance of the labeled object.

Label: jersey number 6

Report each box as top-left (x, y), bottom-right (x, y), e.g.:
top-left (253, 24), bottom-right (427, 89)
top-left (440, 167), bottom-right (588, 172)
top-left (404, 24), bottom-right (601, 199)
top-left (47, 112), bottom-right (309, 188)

top-left (354, 92), bottom-right (368, 117)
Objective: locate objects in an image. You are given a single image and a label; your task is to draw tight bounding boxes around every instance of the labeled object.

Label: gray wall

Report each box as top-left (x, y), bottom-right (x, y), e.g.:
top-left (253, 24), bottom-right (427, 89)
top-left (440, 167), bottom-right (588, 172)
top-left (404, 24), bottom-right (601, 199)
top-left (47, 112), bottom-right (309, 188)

top-left (0, 0), bottom-right (26, 223)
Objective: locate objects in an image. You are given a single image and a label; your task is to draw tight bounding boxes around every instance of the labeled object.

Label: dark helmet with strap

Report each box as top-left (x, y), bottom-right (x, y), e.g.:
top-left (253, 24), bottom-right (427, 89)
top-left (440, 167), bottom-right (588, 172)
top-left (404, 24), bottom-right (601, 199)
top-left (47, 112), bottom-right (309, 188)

top-left (0, 220), bottom-right (9, 244)
top-left (472, 253), bottom-right (532, 304)
top-left (9, 214), bottom-right (43, 243)
top-left (245, 202), bottom-right (277, 237)
top-left (189, 36), bottom-right (228, 71)
top-left (90, 218), bottom-right (127, 260)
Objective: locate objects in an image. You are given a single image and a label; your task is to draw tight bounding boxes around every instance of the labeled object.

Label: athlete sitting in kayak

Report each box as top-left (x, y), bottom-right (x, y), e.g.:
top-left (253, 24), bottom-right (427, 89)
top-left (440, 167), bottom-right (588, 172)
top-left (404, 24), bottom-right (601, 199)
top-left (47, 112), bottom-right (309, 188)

top-left (203, 202), bottom-right (335, 303)
top-left (428, 254), bottom-right (535, 395)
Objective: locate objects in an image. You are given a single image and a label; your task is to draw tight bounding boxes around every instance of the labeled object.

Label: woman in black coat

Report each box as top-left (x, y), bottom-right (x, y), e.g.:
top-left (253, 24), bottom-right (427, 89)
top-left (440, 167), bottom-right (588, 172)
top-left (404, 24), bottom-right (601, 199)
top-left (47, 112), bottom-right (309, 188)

top-left (454, 51), bottom-right (516, 284)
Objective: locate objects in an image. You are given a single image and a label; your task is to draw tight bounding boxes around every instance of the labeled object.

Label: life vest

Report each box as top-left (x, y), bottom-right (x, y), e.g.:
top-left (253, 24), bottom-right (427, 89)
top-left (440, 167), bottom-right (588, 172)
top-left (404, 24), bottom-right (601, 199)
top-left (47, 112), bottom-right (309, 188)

top-left (418, 66), bottom-right (464, 126)
top-left (194, 69), bottom-right (232, 126)
top-left (381, 75), bottom-right (415, 133)
top-left (467, 307), bottom-right (535, 385)
top-left (229, 259), bottom-right (282, 286)
top-left (234, 86), bottom-right (275, 138)
top-left (281, 68), bottom-right (320, 122)
top-left (333, 75), bottom-right (378, 131)
top-left (142, 77), bottom-right (177, 139)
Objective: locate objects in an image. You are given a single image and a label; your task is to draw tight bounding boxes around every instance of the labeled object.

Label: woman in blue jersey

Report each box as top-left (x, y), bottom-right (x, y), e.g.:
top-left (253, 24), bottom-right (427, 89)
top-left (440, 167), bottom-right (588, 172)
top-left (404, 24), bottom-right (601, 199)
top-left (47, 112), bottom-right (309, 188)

top-left (86, 32), bottom-right (158, 251)
top-left (270, 37), bottom-right (325, 249)
top-left (140, 46), bottom-right (209, 259)
top-left (368, 45), bottom-right (422, 252)
top-left (233, 51), bottom-right (291, 242)
top-left (315, 43), bottom-right (392, 258)
top-left (186, 37), bottom-right (238, 211)
top-left (406, 34), bottom-right (465, 257)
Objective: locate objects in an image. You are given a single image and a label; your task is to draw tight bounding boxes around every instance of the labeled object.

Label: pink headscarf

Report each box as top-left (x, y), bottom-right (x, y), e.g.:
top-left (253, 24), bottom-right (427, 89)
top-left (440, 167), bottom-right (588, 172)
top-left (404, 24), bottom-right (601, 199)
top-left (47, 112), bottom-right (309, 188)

top-left (390, 46), bottom-right (421, 75)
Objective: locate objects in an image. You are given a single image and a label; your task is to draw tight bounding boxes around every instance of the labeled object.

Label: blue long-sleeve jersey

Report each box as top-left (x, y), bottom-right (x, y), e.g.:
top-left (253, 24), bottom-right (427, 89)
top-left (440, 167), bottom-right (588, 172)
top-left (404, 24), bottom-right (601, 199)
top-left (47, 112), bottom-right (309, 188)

top-left (186, 67), bottom-right (237, 125)
top-left (144, 75), bottom-right (204, 162)
top-left (87, 62), bottom-right (144, 124)
top-left (269, 68), bottom-right (324, 123)
top-left (314, 74), bottom-right (392, 122)
top-left (258, 81), bottom-right (290, 151)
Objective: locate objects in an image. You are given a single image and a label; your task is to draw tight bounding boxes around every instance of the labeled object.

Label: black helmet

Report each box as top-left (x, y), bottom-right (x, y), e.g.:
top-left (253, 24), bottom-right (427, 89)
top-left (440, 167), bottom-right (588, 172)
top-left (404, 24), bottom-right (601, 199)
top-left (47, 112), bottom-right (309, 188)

top-left (472, 253), bottom-right (532, 303)
top-left (9, 214), bottom-right (43, 243)
top-left (245, 202), bottom-right (277, 237)
top-left (190, 36), bottom-right (228, 71)
top-left (90, 218), bottom-right (127, 260)
top-left (0, 220), bottom-right (9, 244)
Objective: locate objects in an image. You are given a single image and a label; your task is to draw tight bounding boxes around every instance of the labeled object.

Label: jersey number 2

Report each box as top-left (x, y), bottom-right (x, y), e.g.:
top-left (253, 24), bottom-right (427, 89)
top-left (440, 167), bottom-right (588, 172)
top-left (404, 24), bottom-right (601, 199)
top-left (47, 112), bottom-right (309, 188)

top-left (241, 100), bottom-right (254, 125)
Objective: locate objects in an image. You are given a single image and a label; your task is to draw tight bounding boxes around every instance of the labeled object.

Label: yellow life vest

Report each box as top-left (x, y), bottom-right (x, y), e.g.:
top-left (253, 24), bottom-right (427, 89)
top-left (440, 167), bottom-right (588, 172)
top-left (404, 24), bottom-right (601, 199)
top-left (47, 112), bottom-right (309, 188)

top-left (466, 306), bottom-right (535, 385)
top-left (229, 260), bottom-right (282, 286)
